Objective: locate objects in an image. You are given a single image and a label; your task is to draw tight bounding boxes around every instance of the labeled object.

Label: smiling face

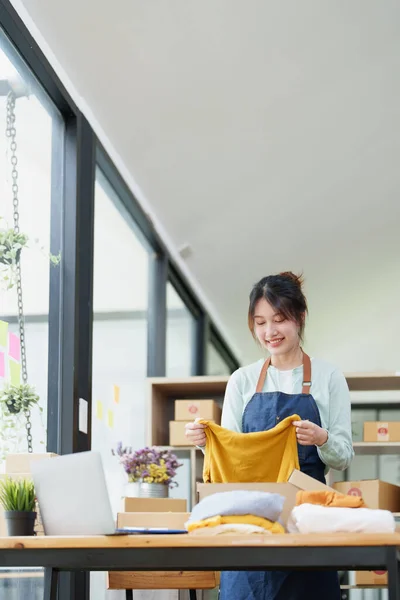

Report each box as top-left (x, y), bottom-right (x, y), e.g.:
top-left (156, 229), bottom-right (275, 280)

top-left (252, 297), bottom-right (302, 357)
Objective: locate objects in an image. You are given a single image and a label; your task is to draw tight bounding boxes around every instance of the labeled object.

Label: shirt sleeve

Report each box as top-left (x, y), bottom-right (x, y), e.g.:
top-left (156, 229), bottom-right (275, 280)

top-left (317, 368), bottom-right (354, 471)
top-left (221, 369), bottom-right (245, 433)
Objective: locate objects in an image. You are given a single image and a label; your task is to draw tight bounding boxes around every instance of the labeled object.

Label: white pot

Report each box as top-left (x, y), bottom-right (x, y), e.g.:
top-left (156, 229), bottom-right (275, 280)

top-left (124, 482), bottom-right (140, 498)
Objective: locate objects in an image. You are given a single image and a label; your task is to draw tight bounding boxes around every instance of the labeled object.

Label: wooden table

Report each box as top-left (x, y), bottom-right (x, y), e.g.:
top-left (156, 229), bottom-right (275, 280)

top-left (0, 532), bottom-right (399, 600)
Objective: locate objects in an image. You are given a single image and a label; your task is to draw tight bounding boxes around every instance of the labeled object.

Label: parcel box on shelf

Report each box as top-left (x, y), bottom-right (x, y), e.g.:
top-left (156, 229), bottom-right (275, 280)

top-left (333, 479), bottom-right (400, 511)
top-left (169, 420), bottom-right (215, 446)
top-left (5, 452), bottom-right (58, 474)
top-left (121, 497), bottom-right (187, 513)
top-left (169, 420), bottom-right (191, 446)
top-left (175, 399), bottom-right (222, 423)
top-left (363, 421), bottom-right (400, 442)
top-left (117, 511), bottom-right (190, 530)
top-left (355, 570), bottom-right (388, 587)
top-left (197, 469), bottom-right (335, 527)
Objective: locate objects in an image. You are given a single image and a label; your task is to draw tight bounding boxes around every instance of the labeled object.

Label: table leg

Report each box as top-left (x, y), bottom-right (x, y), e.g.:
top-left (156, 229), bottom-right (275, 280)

top-left (125, 590), bottom-right (133, 600)
top-left (189, 590), bottom-right (197, 600)
top-left (387, 547), bottom-right (400, 600)
top-left (44, 568), bottom-right (58, 600)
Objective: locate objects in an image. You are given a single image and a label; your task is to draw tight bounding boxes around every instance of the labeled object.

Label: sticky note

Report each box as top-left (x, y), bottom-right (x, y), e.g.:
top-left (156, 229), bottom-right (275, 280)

top-left (107, 409), bottom-right (114, 428)
top-left (96, 400), bottom-right (103, 420)
top-left (0, 352), bottom-right (4, 377)
top-left (9, 360), bottom-right (21, 385)
top-left (113, 385), bottom-right (120, 404)
top-left (8, 332), bottom-right (20, 362)
top-left (0, 321), bottom-right (8, 347)
top-left (79, 398), bottom-right (88, 434)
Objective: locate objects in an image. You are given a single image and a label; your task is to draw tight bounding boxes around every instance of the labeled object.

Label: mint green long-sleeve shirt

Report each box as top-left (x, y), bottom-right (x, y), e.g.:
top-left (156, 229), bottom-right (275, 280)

top-left (221, 357), bottom-right (354, 471)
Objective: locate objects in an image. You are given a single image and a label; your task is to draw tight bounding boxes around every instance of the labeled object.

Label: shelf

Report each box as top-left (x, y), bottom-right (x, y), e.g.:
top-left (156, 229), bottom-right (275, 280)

top-left (344, 373), bottom-right (400, 392)
top-left (353, 442), bottom-right (400, 455)
top-left (340, 585), bottom-right (386, 589)
top-left (155, 446), bottom-right (203, 453)
top-left (147, 376), bottom-right (229, 396)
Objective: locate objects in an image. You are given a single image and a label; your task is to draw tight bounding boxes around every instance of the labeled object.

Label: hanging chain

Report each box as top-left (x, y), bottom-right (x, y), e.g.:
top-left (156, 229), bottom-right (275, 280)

top-left (5, 92), bottom-right (33, 453)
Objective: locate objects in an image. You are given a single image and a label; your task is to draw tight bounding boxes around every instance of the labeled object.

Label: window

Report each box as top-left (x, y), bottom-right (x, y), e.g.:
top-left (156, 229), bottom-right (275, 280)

top-left (166, 282), bottom-right (195, 377)
top-left (0, 24), bottom-right (63, 598)
top-left (207, 341), bottom-right (232, 376)
top-left (90, 169), bottom-right (150, 600)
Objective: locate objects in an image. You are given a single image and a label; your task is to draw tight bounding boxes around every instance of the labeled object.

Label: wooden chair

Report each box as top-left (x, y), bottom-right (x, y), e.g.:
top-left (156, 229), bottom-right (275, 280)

top-left (125, 591), bottom-right (197, 600)
top-left (107, 570), bottom-right (220, 600)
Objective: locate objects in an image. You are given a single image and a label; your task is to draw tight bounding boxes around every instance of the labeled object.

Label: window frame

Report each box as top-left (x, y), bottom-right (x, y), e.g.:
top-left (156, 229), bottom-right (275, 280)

top-left (0, 4), bottom-right (240, 600)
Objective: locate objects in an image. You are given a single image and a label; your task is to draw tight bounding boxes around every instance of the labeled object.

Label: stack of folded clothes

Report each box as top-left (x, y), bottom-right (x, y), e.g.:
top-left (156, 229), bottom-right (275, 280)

top-left (185, 490), bottom-right (286, 535)
top-left (288, 490), bottom-right (396, 534)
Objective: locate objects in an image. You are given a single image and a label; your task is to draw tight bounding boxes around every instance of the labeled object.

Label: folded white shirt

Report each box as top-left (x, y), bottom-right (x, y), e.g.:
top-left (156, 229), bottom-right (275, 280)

top-left (288, 503), bottom-right (395, 534)
top-left (189, 523), bottom-right (272, 536)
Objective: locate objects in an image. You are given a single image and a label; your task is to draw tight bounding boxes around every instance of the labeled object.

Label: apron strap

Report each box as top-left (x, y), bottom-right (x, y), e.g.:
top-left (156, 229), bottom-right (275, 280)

top-left (255, 351), bottom-right (312, 394)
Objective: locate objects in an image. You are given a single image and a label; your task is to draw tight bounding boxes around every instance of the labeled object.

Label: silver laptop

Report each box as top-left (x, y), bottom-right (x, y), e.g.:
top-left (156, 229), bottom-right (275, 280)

top-left (31, 450), bottom-right (187, 536)
top-left (31, 451), bottom-right (119, 535)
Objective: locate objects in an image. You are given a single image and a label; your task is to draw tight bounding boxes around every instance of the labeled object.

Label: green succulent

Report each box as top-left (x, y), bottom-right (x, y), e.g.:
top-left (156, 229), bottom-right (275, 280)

top-left (0, 477), bottom-right (36, 512)
top-left (0, 227), bottom-right (28, 266)
top-left (0, 217), bottom-right (61, 290)
top-left (0, 383), bottom-right (40, 416)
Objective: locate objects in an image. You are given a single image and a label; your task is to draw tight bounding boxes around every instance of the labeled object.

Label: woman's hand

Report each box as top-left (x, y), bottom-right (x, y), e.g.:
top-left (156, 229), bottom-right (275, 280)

top-left (293, 420), bottom-right (328, 447)
top-left (185, 420), bottom-right (207, 447)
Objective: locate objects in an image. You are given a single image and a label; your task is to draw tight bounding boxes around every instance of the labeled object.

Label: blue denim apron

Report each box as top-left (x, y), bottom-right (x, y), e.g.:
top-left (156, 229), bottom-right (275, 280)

top-left (219, 353), bottom-right (340, 600)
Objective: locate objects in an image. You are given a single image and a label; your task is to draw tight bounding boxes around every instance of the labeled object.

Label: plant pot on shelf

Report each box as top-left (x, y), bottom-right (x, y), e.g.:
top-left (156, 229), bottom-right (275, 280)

top-left (4, 511), bottom-right (36, 536)
top-left (138, 483), bottom-right (169, 498)
top-left (124, 482), bottom-right (140, 498)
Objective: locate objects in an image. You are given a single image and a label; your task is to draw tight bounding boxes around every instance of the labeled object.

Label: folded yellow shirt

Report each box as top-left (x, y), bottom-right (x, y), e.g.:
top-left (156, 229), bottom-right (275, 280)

top-left (296, 490), bottom-right (367, 509)
top-left (200, 414), bottom-right (300, 484)
top-left (187, 515), bottom-right (285, 534)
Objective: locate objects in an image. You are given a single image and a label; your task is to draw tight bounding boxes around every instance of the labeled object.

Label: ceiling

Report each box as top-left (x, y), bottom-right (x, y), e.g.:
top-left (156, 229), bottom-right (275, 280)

top-left (8, 0), bottom-right (400, 365)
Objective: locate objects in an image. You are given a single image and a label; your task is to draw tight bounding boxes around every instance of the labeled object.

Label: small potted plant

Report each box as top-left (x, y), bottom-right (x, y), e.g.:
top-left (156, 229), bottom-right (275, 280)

top-left (0, 223), bottom-right (29, 289)
top-left (0, 383), bottom-right (40, 415)
top-left (0, 217), bottom-right (60, 289)
top-left (0, 477), bottom-right (36, 536)
top-left (112, 443), bottom-right (182, 498)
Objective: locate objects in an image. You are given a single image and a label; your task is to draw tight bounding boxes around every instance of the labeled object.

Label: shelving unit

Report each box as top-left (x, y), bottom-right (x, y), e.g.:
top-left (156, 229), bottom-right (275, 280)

top-left (146, 372), bottom-right (400, 596)
top-left (146, 372), bottom-right (400, 514)
top-left (353, 442), bottom-right (400, 455)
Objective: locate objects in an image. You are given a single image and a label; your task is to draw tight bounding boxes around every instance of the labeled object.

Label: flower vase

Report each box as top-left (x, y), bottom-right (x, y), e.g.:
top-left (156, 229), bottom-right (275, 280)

top-left (138, 483), bottom-right (169, 498)
top-left (125, 482), bottom-right (140, 498)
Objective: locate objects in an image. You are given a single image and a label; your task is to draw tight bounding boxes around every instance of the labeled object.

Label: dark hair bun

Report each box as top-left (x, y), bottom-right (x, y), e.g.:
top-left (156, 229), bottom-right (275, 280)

top-left (279, 271), bottom-right (304, 288)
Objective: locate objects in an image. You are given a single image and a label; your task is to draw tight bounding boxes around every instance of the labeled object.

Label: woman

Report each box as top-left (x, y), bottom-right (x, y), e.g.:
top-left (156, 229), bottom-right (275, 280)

top-left (185, 271), bottom-right (353, 600)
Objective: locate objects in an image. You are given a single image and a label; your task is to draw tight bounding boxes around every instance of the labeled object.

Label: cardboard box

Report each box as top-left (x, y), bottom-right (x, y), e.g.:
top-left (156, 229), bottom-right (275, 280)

top-left (175, 400), bottom-right (222, 423)
top-left (169, 420), bottom-right (193, 446)
top-left (117, 511), bottom-right (190, 529)
top-left (197, 469), bottom-right (335, 527)
top-left (363, 421), bottom-right (400, 442)
top-left (5, 452), bottom-right (58, 474)
top-left (121, 497), bottom-right (187, 513)
top-left (333, 479), bottom-right (400, 511)
top-left (355, 570), bottom-right (387, 586)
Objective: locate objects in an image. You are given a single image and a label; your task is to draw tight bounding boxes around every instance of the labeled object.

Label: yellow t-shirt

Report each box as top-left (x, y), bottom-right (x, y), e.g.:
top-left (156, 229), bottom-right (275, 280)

top-left (200, 414), bottom-right (300, 483)
top-left (187, 515), bottom-right (285, 534)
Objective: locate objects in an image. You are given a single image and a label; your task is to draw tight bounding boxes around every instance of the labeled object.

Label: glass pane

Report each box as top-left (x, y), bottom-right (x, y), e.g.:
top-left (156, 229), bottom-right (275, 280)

top-left (0, 25), bottom-right (62, 597)
top-left (90, 170), bottom-right (149, 600)
top-left (166, 283), bottom-right (194, 377)
top-left (0, 30), bottom-right (62, 458)
top-left (207, 341), bottom-right (232, 376)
